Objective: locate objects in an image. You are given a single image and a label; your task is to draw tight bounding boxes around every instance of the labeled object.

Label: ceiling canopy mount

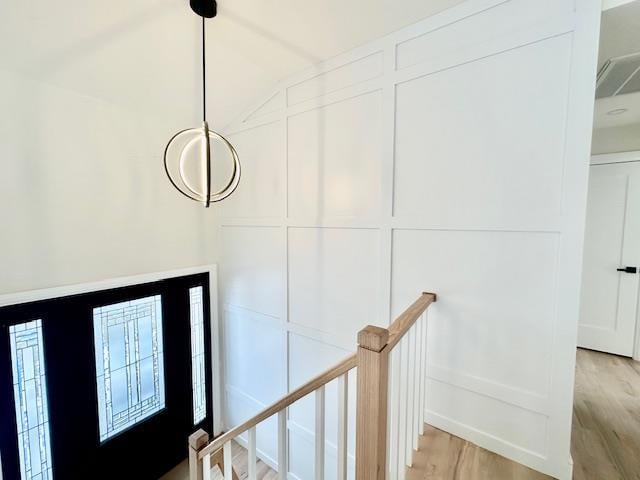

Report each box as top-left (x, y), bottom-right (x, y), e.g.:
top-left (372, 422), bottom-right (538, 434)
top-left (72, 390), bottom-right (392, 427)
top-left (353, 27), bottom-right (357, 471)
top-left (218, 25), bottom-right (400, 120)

top-left (190, 0), bottom-right (217, 18)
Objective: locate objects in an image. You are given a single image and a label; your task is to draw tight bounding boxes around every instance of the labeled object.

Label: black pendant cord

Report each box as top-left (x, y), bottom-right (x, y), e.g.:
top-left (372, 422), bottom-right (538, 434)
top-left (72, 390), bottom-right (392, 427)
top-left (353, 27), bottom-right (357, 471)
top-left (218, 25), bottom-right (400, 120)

top-left (201, 16), bottom-right (212, 207)
top-left (202, 16), bottom-right (207, 123)
top-left (202, 17), bottom-right (211, 208)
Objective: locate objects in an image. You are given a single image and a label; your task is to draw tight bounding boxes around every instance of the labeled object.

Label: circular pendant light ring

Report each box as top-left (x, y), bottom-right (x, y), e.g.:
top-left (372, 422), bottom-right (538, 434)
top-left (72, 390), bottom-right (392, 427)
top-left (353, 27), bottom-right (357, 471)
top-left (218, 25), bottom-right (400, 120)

top-left (164, 126), bottom-right (241, 205)
top-left (209, 132), bottom-right (241, 202)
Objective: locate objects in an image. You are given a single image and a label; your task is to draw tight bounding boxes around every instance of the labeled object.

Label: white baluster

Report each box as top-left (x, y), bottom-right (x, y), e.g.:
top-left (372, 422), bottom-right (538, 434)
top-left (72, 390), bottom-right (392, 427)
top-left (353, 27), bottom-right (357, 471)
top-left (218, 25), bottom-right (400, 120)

top-left (337, 374), bottom-right (348, 480)
top-left (387, 346), bottom-right (400, 479)
top-left (315, 386), bottom-right (326, 480)
top-left (405, 327), bottom-right (416, 467)
top-left (203, 452), bottom-right (211, 480)
top-left (248, 427), bottom-right (257, 480)
top-left (278, 410), bottom-right (288, 480)
top-left (415, 314), bottom-right (422, 437)
top-left (397, 335), bottom-right (409, 480)
top-left (413, 319), bottom-right (422, 450)
top-left (420, 313), bottom-right (429, 434)
top-left (224, 441), bottom-right (233, 479)
top-left (420, 313), bottom-right (427, 435)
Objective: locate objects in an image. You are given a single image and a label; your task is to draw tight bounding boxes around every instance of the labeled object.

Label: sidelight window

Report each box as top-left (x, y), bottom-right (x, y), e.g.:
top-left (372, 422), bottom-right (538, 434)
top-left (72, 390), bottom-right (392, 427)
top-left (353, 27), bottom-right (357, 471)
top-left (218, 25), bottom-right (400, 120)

top-left (9, 319), bottom-right (54, 480)
top-left (189, 286), bottom-right (207, 425)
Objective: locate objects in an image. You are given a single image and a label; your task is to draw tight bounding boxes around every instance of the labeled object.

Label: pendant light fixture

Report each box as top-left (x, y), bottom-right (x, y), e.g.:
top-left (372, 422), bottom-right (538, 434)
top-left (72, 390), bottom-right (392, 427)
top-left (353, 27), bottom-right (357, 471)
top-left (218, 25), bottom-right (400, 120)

top-left (164, 0), bottom-right (240, 207)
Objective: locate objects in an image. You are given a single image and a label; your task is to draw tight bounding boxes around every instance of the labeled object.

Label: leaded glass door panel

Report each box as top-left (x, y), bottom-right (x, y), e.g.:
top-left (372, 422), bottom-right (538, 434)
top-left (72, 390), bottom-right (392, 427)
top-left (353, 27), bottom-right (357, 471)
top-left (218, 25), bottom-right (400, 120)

top-left (93, 295), bottom-right (166, 442)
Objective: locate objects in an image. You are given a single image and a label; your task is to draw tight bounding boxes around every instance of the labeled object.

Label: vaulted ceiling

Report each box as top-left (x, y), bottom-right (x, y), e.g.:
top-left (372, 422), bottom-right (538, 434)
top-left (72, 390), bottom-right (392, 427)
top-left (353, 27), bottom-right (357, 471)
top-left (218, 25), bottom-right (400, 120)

top-left (594, 0), bottom-right (640, 129)
top-left (0, 0), bottom-right (465, 129)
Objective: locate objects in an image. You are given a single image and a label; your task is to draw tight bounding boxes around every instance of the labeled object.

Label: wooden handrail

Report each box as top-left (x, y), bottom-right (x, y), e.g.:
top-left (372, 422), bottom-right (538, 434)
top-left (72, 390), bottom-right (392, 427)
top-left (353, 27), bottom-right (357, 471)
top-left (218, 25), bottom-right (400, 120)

top-left (193, 291), bottom-right (437, 479)
top-left (198, 353), bottom-right (357, 459)
top-left (387, 292), bottom-right (436, 351)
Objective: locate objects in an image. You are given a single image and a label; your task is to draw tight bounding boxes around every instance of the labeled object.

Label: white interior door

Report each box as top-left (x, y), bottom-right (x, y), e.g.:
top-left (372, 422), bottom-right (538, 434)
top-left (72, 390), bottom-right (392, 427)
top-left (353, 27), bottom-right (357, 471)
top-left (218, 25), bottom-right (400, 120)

top-left (579, 161), bottom-right (640, 357)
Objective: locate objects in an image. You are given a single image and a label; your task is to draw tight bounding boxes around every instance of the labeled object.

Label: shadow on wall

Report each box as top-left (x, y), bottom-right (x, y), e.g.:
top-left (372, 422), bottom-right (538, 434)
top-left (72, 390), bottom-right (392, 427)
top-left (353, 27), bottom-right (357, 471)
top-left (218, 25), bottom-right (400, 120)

top-left (222, 9), bottom-right (321, 64)
top-left (28, 0), bottom-right (180, 76)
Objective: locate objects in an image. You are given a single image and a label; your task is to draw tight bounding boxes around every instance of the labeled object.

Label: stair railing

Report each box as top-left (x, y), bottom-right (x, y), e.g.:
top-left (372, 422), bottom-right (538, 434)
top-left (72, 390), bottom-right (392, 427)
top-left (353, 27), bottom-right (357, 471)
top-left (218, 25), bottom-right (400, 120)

top-left (359, 293), bottom-right (436, 480)
top-left (188, 292), bottom-right (436, 480)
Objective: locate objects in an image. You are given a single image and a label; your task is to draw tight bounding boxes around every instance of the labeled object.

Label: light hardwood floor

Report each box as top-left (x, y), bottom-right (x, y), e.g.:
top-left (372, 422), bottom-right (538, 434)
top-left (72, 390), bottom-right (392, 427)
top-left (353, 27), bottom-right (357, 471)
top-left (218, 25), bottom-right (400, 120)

top-left (409, 348), bottom-right (640, 480)
top-left (571, 348), bottom-right (640, 480)
top-left (164, 348), bottom-right (639, 480)
top-left (406, 425), bottom-right (550, 480)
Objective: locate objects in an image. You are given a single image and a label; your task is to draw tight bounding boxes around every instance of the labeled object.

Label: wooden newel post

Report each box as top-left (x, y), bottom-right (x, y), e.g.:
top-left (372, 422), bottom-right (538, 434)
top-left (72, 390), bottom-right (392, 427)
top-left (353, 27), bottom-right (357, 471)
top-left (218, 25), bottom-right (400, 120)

top-left (189, 429), bottom-right (209, 480)
top-left (356, 325), bottom-right (390, 480)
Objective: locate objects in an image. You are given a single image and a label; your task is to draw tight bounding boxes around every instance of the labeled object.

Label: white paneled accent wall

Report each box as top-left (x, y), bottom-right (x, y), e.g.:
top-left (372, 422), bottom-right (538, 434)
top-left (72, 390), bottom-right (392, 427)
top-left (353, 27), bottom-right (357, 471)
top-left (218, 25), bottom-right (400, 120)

top-left (214, 0), bottom-right (600, 479)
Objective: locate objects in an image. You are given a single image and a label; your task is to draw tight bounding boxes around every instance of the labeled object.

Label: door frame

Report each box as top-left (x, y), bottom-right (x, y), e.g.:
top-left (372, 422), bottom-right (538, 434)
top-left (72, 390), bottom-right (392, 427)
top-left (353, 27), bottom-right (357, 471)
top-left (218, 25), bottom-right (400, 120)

top-left (0, 264), bottom-right (224, 436)
top-left (589, 151), bottom-right (640, 360)
top-left (591, 150), bottom-right (640, 166)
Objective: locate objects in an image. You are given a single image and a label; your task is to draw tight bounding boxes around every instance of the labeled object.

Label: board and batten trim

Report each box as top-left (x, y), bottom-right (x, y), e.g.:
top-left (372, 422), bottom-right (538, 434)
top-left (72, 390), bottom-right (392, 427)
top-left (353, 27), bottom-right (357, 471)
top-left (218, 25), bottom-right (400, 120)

top-left (225, 5), bottom-right (575, 137)
top-left (223, 302), bottom-right (552, 414)
top-left (427, 365), bottom-right (552, 415)
top-left (222, 302), bottom-right (355, 365)
top-left (215, 1), bottom-right (601, 479)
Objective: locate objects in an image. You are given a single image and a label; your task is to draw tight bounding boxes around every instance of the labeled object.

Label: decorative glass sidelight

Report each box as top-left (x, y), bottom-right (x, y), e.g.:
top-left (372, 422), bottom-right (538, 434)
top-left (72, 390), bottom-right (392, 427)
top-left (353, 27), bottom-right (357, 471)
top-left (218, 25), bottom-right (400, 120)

top-left (9, 319), bottom-right (54, 480)
top-left (189, 286), bottom-right (207, 424)
top-left (93, 295), bottom-right (166, 442)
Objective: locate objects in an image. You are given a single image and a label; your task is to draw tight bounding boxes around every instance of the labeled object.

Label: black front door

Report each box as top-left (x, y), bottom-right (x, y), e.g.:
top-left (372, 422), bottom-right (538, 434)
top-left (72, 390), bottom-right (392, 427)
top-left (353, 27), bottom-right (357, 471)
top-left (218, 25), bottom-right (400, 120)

top-left (0, 273), bottom-right (213, 480)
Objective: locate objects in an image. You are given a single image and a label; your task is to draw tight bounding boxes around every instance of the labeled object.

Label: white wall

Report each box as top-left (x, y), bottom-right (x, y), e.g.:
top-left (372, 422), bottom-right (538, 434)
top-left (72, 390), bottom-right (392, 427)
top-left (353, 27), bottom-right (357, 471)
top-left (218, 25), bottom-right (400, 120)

top-left (592, 123), bottom-right (640, 154)
top-left (0, 68), bottom-right (216, 295)
top-left (213, 0), bottom-right (600, 479)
